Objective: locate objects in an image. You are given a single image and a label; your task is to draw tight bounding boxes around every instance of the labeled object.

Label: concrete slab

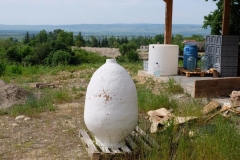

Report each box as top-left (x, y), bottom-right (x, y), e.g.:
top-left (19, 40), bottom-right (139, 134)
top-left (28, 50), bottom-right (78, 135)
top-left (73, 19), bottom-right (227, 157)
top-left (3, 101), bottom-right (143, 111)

top-left (138, 70), bottom-right (214, 97)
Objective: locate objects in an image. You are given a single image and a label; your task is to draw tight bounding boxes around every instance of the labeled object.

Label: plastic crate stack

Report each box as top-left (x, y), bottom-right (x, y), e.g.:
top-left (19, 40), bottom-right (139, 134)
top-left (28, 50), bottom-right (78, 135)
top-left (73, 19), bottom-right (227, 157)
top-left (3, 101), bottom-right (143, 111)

top-left (205, 35), bottom-right (239, 77)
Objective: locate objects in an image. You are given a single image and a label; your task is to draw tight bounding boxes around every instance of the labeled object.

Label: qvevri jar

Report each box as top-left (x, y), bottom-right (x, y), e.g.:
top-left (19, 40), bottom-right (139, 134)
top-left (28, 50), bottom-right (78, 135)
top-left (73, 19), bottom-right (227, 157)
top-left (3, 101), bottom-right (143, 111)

top-left (84, 59), bottom-right (138, 148)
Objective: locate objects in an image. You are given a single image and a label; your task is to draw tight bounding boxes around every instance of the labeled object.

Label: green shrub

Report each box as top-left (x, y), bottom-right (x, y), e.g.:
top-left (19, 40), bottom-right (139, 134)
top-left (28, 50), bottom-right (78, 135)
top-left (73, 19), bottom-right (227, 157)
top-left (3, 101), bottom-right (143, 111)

top-left (5, 46), bottom-right (21, 62)
top-left (7, 93), bottom-right (55, 116)
top-left (116, 51), bottom-right (140, 63)
top-left (163, 78), bottom-right (184, 94)
top-left (125, 50), bottom-right (140, 62)
top-left (119, 43), bottom-right (137, 56)
top-left (117, 42), bottom-right (140, 63)
top-left (74, 49), bottom-right (107, 64)
top-left (9, 65), bottom-right (22, 74)
top-left (51, 50), bottom-right (72, 66)
top-left (0, 61), bottom-right (6, 76)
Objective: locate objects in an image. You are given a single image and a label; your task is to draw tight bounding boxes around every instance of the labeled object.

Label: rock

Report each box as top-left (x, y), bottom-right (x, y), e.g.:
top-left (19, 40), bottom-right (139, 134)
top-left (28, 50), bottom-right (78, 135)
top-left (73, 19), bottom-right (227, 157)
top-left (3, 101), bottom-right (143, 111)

top-left (0, 80), bottom-right (31, 110)
top-left (12, 123), bottom-right (18, 127)
top-left (15, 115), bottom-right (25, 120)
top-left (24, 117), bottom-right (31, 121)
top-left (62, 130), bottom-right (68, 133)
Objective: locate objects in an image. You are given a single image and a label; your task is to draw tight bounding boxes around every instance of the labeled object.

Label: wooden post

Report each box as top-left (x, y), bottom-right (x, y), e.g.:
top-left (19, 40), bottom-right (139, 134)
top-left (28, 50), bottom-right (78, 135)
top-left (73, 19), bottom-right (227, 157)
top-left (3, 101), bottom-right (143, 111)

top-left (222, 0), bottom-right (231, 35)
top-left (164, 0), bottom-right (173, 44)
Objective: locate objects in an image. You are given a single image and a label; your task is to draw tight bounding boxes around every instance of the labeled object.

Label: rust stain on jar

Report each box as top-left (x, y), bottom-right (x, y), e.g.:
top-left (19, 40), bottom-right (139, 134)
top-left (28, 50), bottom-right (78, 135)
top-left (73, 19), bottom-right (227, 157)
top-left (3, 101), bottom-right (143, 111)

top-left (103, 94), bottom-right (110, 102)
top-left (103, 94), bottom-right (113, 102)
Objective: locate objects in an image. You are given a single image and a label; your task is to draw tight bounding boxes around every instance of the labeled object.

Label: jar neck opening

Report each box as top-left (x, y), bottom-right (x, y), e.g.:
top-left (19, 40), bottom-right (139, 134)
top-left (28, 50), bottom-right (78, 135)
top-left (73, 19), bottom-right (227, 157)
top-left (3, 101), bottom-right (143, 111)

top-left (106, 59), bottom-right (117, 64)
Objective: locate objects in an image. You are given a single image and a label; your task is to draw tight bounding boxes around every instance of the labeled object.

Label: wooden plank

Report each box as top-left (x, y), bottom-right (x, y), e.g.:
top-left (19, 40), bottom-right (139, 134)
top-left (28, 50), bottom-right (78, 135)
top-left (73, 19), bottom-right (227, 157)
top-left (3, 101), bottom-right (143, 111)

top-left (194, 78), bottom-right (240, 98)
top-left (179, 68), bottom-right (207, 77)
top-left (202, 100), bottom-right (220, 115)
top-left (98, 146), bottom-right (111, 153)
top-left (131, 131), bottom-right (151, 150)
top-left (125, 136), bottom-right (137, 150)
top-left (135, 126), bottom-right (159, 149)
top-left (79, 129), bottom-right (100, 159)
top-left (111, 148), bottom-right (121, 153)
top-left (121, 145), bottom-right (131, 153)
top-left (79, 127), bottom-right (158, 159)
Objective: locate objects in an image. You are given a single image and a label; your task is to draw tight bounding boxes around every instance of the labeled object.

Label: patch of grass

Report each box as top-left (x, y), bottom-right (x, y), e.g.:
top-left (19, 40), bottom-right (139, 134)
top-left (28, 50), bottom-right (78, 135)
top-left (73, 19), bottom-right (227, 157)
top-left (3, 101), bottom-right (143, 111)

top-left (72, 86), bottom-right (86, 99)
top-left (163, 78), bottom-right (184, 94)
top-left (74, 92), bottom-right (85, 99)
top-left (174, 99), bottom-right (203, 117)
top-left (23, 75), bottom-right (40, 83)
top-left (178, 60), bottom-right (183, 67)
top-left (138, 116), bottom-right (240, 160)
top-left (15, 141), bottom-right (34, 149)
top-left (0, 134), bottom-right (7, 139)
top-left (67, 127), bottom-right (76, 136)
top-left (137, 84), bottom-right (178, 112)
top-left (136, 75), bottom-right (240, 160)
top-left (77, 86), bottom-right (86, 92)
top-left (6, 93), bottom-right (56, 117)
top-left (52, 88), bottom-right (72, 103)
top-left (9, 65), bottom-right (22, 74)
top-left (71, 86), bottom-right (78, 93)
top-left (121, 62), bottom-right (142, 76)
top-left (77, 63), bottom-right (102, 70)
top-left (0, 109), bottom-right (8, 115)
top-left (173, 117), bottom-right (240, 160)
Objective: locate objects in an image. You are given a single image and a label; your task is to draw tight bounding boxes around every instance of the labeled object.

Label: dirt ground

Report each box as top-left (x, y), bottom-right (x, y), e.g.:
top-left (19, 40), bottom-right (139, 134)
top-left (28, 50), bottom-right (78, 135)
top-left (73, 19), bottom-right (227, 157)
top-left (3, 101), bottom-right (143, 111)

top-left (81, 47), bottom-right (121, 58)
top-left (0, 103), bottom-right (89, 160)
top-left (81, 47), bottom-right (148, 59)
top-left (0, 69), bottom-right (95, 159)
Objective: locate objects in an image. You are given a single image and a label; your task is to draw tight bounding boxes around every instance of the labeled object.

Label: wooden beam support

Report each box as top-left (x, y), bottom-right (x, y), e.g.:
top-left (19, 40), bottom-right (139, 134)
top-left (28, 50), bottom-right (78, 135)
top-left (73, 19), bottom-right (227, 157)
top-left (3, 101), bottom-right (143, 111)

top-left (164, 0), bottom-right (173, 44)
top-left (194, 78), bottom-right (240, 98)
top-left (222, 0), bottom-right (231, 35)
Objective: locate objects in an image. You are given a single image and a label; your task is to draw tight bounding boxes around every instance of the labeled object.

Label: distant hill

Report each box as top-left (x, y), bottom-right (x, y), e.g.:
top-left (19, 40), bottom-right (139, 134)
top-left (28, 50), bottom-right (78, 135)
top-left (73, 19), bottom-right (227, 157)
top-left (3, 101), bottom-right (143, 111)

top-left (0, 24), bottom-right (211, 39)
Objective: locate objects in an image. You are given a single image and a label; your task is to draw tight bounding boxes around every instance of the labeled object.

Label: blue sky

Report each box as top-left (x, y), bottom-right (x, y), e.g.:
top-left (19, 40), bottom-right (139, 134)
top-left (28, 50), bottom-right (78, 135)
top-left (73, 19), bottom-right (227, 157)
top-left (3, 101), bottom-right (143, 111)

top-left (0, 0), bottom-right (217, 25)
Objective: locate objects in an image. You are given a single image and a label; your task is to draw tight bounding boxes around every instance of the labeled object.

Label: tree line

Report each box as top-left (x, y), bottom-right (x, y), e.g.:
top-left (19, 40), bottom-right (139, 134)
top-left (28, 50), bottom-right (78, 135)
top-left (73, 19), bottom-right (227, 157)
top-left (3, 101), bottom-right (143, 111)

top-left (0, 28), bottom-right (206, 66)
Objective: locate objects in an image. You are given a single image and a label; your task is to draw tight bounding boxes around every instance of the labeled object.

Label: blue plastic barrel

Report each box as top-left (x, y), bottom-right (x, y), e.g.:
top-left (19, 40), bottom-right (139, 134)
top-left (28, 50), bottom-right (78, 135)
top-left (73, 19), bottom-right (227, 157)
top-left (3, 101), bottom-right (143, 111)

top-left (183, 43), bottom-right (198, 69)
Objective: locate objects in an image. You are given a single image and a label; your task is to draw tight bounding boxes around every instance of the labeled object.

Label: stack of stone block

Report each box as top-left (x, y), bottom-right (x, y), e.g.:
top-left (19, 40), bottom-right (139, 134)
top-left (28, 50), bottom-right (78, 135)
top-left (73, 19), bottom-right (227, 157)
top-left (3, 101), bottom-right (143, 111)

top-left (205, 35), bottom-right (239, 77)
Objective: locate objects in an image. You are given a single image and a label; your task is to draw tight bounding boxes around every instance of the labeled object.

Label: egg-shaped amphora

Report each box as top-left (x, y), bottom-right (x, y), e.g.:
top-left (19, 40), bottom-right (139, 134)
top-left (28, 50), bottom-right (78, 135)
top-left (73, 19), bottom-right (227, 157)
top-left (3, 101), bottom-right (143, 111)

top-left (84, 59), bottom-right (138, 148)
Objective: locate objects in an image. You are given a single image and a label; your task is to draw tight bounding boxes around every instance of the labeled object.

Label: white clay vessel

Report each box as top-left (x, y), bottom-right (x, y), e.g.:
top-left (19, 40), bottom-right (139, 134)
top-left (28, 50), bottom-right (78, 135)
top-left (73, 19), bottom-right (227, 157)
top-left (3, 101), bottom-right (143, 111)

top-left (84, 59), bottom-right (138, 148)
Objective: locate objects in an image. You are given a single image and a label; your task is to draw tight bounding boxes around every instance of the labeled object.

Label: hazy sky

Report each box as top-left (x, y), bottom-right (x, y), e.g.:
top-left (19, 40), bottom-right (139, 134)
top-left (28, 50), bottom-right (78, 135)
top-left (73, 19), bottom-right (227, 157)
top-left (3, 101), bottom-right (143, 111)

top-left (0, 0), bottom-right (217, 25)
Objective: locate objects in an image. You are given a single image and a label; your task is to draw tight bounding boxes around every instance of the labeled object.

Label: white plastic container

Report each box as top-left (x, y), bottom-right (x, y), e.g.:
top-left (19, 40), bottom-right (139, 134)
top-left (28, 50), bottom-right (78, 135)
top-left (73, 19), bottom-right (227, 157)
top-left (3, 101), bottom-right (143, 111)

top-left (84, 59), bottom-right (138, 148)
top-left (148, 44), bottom-right (179, 76)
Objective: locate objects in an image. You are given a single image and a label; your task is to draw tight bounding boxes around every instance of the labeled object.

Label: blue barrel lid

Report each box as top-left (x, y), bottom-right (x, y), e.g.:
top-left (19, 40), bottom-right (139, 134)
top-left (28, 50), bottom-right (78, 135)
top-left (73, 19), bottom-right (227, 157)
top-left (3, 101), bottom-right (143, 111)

top-left (184, 42), bottom-right (198, 46)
